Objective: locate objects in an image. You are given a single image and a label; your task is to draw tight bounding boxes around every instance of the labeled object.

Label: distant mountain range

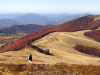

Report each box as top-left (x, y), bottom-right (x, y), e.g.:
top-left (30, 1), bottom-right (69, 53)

top-left (1, 15), bottom-right (100, 53)
top-left (0, 14), bottom-right (23, 19)
top-left (0, 13), bottom-right (94, 28)
top-left (48, 13), bottom-right (94, 25)
top-left (0, 18), bottom-right (21, 28)
top-left (14, 13), bottom-right (94, 25)
top-left (14, 13), bottom-right (56, 25)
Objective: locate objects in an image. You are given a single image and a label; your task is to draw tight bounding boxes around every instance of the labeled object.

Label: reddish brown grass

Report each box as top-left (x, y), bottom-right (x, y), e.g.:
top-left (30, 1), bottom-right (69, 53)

top-left (0, 63), bottom-right (100, 75)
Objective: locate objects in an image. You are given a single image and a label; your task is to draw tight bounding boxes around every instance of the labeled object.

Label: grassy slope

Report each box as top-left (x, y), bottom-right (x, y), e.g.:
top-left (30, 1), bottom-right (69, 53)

top-left (0, 15), bottom-right (95, 53)
top-left (0, 30), bottom-right (100, 65)
top-left (0, 16), bottom-right (100, 75)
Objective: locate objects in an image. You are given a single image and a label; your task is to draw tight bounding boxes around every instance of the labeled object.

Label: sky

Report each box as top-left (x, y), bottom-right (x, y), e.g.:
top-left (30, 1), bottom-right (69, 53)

top-left (0, 0), bottom-right (100, 14)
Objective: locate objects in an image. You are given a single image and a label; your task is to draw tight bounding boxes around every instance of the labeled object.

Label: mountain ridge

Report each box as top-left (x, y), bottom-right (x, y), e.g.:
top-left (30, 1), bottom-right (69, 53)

top-left (14, 13), bottom-right (56, 25)
top-left (0, 18), bottom-right (21, 28)
top-left (1, 15), bottom-right (100, 53)
top-left (0, 13), bottom-right (93, 26)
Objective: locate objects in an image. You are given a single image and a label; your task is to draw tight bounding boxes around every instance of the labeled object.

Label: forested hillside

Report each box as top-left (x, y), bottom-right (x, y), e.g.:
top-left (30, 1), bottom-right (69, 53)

top-left (75, 45), bottom-right (100, 57)
top-left (84, 30), bottom-right (100, 42)
top-left (1, 15), bottom-right (100, 53)
top-left (0, 24), bottom-right (54, 35)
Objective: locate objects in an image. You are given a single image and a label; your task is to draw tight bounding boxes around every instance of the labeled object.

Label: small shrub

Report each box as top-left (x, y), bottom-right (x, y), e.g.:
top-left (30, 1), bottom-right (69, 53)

top-left (31, 44), bottom-right (52, 55)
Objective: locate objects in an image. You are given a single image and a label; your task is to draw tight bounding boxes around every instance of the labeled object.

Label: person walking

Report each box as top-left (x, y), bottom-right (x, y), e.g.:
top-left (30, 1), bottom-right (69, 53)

top-left (28, 54), bottom-right (32, 63)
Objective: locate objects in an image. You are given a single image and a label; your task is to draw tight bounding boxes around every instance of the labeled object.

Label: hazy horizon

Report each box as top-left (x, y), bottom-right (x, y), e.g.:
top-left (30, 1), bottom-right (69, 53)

top-left (0, 0), bottom-right (100, 15)
top-left (0, 12), bottom-right (94, 15)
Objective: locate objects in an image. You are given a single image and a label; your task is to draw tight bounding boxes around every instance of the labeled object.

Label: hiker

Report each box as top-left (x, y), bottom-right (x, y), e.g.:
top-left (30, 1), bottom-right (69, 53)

top-left (28, 54), bottom-right (32, 63)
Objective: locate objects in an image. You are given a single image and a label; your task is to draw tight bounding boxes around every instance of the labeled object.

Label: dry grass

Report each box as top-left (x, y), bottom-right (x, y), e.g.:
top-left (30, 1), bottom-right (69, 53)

top-left (4, 55), bottom-right (13, 57)
top-left (0, 58), bottom-right (7, 61)
top-left (0, 30), bottom-right (100, 65)
top-left (31, 30), bottom-right (100, 65)
top-left (0, 63), bottom-right (100, 75)
top-left (0, 29), bottom-right (100, 74)
top-left (20, 56), bottom-right (28, 58)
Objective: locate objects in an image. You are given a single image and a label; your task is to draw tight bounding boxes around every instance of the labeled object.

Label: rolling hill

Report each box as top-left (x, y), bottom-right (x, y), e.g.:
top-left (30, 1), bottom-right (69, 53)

top-left (0, 24), bottom-right (54, 35)
top-left (0, 15), bottom-right (100, 57)
top-left (0, 30), bottom-right (100, 65)
top-left (0, 15), bottom-right (100, 66)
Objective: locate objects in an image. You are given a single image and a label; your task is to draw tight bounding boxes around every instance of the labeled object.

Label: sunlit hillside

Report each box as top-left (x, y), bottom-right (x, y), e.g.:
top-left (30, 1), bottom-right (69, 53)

top-left (0, 30), bottom-right (100, 65)
top-left (0, 15), bottom-right (100, 75)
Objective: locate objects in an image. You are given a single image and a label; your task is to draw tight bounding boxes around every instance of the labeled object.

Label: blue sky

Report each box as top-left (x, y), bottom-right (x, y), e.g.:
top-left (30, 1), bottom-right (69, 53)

top-left (0, 0), bottom-right (100, 14)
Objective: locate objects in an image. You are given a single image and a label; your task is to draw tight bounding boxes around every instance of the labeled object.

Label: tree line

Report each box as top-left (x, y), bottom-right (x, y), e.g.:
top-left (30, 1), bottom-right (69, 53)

top-left (84, 30), bottom-right (100, 42)
top-left (75, 45), bottom-right (100, 57)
